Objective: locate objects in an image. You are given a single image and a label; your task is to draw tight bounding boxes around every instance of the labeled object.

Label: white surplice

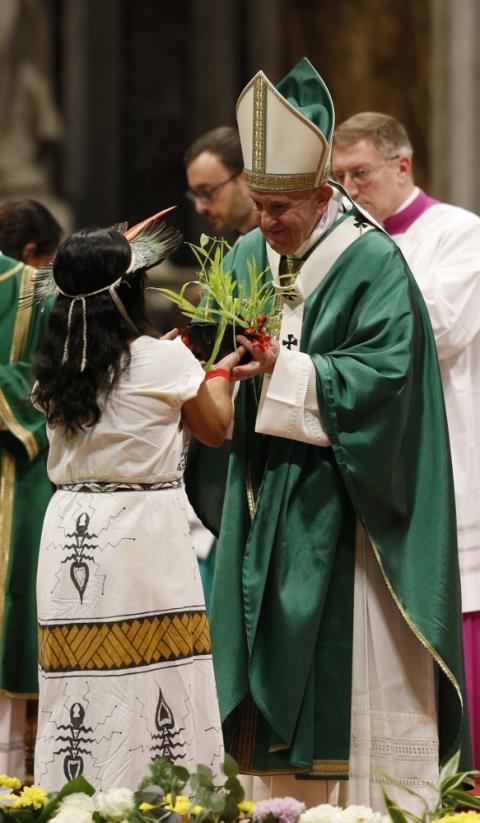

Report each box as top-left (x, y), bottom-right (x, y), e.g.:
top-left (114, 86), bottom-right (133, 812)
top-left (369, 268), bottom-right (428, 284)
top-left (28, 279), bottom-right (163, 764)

top-left (391, 199), bottom-right (480, 614)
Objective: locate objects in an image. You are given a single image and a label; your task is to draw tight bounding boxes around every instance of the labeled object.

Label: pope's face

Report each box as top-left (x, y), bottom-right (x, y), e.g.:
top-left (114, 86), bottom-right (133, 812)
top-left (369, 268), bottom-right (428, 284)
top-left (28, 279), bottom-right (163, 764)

top-left (332, 139), bottom-right (408, 223)
top-left (186, 151), bottom-right (252, 233)
top-left (249, 186), bottom-right (332, 255)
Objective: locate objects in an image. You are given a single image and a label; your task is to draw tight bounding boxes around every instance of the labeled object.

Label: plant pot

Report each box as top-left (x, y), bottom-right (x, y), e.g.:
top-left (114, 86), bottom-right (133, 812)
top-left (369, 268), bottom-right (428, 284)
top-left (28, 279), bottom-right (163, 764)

top-left (181, 322), bottom-right (250, 364)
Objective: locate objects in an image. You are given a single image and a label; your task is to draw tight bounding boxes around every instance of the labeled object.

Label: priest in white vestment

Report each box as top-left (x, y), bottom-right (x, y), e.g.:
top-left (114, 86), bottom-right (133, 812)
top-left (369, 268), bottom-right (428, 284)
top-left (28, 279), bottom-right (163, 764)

top-left (333, 111), bottom-right (480, 769)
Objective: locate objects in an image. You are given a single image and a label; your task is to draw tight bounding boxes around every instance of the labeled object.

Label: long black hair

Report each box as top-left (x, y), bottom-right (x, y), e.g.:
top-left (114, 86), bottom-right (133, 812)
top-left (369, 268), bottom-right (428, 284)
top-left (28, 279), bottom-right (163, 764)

top-left (35, 227), bottom-right (157, 435)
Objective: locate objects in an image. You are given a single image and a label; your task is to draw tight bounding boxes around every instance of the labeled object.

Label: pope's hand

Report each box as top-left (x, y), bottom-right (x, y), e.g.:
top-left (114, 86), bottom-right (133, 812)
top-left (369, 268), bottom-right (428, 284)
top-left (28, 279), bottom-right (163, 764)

top-left (231, 334), bottom-right (280, 381)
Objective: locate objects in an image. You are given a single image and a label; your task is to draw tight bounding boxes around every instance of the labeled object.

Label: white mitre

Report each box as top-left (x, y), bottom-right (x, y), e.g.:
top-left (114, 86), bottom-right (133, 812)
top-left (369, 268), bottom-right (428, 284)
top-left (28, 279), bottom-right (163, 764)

top-left (236, 57), bottom-right (335, 192)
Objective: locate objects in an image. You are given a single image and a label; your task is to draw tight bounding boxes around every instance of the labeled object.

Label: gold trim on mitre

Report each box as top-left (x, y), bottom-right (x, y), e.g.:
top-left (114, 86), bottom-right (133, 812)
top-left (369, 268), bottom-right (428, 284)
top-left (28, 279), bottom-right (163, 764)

top-left (237, 70), bottom-right (330, 192)
top-left (252, 75), bottom-right (268, 174)
top-left (244, 167), bottom-right (331, 192)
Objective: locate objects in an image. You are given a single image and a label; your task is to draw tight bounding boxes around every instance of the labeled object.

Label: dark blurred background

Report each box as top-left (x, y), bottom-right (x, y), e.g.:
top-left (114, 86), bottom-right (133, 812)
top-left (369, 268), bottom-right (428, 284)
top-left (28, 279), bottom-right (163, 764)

top-left (1, 0), bottom-right (478, 325)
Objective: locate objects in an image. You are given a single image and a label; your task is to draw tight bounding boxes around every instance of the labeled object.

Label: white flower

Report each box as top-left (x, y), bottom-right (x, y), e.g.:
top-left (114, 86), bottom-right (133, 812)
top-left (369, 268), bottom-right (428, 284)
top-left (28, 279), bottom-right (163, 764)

top-left (51, 792), bottom-right (95, 823)
top-left (300, 804), bottom-right (342, 823)
top-left (96, 787), bottom-right (135, 818)
top-left (56, 792), bottom-right (96, 813)
top-left (52, 808), bottom-right (94, 823)
top-left (335, 806), bottom-right (381, 823)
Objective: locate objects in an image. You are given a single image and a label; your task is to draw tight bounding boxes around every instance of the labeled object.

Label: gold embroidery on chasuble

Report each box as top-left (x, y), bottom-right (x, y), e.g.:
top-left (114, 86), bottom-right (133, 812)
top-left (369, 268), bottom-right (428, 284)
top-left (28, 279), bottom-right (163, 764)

top-left (0, 453), bottom-right (15, 646)
top-left (0, 265), bottom-right (37, 645)
top-left (10, 266), bottom-right (35, 361)
top-left (38, 610), bottom-right (211, 673)
top-left (0, 261), bottom-right (23, 282)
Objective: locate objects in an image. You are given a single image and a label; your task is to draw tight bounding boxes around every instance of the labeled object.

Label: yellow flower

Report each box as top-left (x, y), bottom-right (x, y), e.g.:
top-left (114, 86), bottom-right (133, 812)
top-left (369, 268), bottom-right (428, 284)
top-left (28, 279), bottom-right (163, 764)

top-left (0, 776), bottom-right (21, 790)
top-left (164, 793), bottom-right (192, 814)
top-left (139, 801), bottom-right (157, 812)
top-left (190, 805), bottom-right (203, 816)
top-left (0, 793), bottom-right (18, 805)
top-left (439, 815), bottom-right (480, 823)
top-left (238, 801), bottom-right (256, 815)
top-left (9, 785), bottom-right (49, 809)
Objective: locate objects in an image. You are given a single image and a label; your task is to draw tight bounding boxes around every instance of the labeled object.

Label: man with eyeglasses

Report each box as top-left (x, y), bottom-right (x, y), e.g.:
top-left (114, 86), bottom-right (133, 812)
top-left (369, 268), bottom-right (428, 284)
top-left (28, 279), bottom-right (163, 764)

top-left (333, 111), bottom-right (480, 772)
top-left (184, 126), bottom-right (257, 235)
top-left (187, 61), bottom-right (470, 809)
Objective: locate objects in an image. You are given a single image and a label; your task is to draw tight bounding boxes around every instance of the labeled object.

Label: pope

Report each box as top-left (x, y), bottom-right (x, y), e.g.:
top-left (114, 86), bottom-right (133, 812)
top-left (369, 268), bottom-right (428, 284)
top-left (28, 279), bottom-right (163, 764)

top-left (186, 58), bottom-right (470, 810)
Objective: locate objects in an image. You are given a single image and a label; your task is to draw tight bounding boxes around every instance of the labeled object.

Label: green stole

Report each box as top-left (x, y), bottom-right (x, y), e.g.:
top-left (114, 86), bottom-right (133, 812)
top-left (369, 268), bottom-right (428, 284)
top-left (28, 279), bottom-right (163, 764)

top-left (0, 256), bottom-right (53, 696)
top-left (186, 213), bottom-right (469, 775)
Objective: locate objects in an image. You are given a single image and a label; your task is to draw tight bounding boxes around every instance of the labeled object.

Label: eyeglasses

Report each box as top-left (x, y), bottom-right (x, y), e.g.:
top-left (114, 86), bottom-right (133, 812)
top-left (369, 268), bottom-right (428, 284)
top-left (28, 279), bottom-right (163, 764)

top-left (185, 171), bottom-right (240, 204)
top-left (332, 155), bottom-right (399, 187)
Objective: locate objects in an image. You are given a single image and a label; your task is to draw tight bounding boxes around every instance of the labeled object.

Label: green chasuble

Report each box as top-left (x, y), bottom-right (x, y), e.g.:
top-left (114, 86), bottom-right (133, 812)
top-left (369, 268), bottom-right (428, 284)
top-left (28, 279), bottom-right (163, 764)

top-left (0, 255), bottom-right (53, 697)
top-left (186, 207), bottom-right (469, 778)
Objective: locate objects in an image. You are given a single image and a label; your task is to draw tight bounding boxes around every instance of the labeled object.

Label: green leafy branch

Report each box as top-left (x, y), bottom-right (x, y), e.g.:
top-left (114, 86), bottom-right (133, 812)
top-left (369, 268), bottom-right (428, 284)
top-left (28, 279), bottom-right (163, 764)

top-left (150, 236), bottom-right (276, 369)
top-left (135, 754), bottom-right (244, 823)
top-left (381, 752), bottom-right (480, 823)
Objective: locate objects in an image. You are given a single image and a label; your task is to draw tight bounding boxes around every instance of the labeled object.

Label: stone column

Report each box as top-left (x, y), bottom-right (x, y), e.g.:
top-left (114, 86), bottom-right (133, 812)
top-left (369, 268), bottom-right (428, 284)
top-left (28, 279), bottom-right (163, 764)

top-left (430, 0), bottom-right (480, 212)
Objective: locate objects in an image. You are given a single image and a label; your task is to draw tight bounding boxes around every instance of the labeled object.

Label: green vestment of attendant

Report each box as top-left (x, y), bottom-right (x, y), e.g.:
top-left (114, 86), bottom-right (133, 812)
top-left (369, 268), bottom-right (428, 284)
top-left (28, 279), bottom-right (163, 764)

top-left (0, 255), bottom-right (53, 697)
top-left (186, 211), bottom-right (469, 777)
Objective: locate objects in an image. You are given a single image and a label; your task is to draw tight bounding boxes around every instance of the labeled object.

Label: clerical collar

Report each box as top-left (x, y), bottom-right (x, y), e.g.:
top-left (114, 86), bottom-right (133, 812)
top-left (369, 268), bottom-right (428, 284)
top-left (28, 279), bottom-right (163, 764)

top-left (289, 186), bottom-right (343, 260)
top-left (384, 188), bottom-right (440, 236)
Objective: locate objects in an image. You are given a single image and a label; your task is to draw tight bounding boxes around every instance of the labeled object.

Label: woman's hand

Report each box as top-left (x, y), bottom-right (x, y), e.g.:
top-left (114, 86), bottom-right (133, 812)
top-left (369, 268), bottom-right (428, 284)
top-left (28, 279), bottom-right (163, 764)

top-left (231, 335), bottom-right (280, 381)
top-left (161, 328), bottom-right (179, 340)
top-left (213, 346), bottom-right (246, 374)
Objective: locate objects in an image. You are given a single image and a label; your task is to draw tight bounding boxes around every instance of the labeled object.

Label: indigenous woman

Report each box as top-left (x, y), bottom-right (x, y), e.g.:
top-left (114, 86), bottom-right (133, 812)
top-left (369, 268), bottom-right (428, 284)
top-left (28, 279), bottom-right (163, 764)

top-left (32, 219), bottom-right (239, 791)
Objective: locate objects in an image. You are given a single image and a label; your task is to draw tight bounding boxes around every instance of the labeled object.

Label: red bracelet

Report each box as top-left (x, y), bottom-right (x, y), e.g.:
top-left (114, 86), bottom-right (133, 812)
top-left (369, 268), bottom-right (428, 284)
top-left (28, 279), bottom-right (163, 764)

top-left (205, 368), bottom-right (231, 382)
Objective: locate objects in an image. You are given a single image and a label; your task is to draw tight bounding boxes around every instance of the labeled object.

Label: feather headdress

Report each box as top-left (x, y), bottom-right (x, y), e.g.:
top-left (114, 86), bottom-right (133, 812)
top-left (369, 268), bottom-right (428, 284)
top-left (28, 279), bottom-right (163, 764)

top-left (23, 208), bottom-right (182, 372)
top-left (22, 207), bottom-right (182, 307)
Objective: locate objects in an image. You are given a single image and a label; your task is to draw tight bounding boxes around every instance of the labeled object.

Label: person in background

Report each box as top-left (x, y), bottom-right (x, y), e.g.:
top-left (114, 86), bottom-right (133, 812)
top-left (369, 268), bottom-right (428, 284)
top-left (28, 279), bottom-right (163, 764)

top-left (32, 216), bottom-right (242, 791)
top-left (187, 58), bottom-right (469, 811)
top-left (332, 112), bottom-right (480, 769)
top-left (185, 128), bottom-right (258, 600)
top-left (185, 126), bottom-right (257, 236)
top-left (0, 199), bottom-right (62, 267)
top-left (0, 199), bottom-right (61, 779)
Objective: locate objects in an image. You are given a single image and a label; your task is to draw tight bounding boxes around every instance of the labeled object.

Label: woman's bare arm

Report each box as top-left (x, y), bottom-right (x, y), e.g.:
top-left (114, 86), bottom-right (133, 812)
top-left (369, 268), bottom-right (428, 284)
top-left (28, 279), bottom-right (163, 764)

top-left (182, 348), bottom-right (244, 447)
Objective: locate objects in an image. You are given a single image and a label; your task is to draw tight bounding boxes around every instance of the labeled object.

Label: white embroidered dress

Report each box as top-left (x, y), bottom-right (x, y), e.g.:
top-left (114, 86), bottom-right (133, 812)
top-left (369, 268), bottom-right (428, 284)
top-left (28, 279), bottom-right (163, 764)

top-left (35, 336), bottom-right (223, 791)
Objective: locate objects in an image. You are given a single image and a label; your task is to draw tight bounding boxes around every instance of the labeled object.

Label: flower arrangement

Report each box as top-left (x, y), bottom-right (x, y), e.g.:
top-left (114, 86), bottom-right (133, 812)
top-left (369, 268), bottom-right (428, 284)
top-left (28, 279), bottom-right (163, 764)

top-left (153, 235), bottom-right (276, 369)
top-left (0, 755), bottom-right (247, 823)
top-left (1, 752), bottom-right (479, 823)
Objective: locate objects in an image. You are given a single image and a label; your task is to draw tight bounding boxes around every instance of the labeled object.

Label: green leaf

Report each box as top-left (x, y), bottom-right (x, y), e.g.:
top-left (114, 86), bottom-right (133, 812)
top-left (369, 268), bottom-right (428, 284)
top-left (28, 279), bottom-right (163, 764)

top-left (197, 763), bottom-right (213, 782)
top-left (375, 771), bottom-right (431, 807)
top-left (439, 750), bottom-right (461, 783)
top-left (221, 795), bottom-right (240, 822)
top-left (382, 791), bottom-right (412, 823)
top-left (136, 785), bottom-right (165, 801)
top-left (446, 788), bottom-right (480, 809)
top-left (3, 812), bottom-right (37, 823)
top-left (206, 794), bottom-right (225, 813)
top-left (172, 766), bottom-right (190, 783)
top-left (440, 771), bottom-right (477, 796)
top-left (222, 754), bottom-right (240, 778)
